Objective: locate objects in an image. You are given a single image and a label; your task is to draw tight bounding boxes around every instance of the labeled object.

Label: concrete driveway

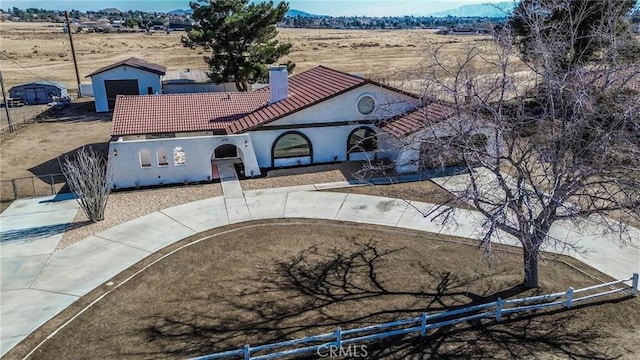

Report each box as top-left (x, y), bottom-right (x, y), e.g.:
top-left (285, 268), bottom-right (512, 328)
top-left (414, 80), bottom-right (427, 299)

top-left (1, 175), bottom-right (638, 357)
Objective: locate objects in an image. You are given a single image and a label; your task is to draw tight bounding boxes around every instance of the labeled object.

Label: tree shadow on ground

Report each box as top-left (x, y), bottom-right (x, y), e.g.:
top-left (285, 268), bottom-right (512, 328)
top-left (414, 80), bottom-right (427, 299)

top-left (0, 219), bottom-right (91, 244)
top-left (140, 239), bottom-right (628, 359)
top-left (325, 294), bottom-right (629, 360)
top-left (0, 223), bottom-right (69, 243)
top-left (27, 142), bottom-right (109, 181)
top-left (35, 100), bottom-right (112, 123)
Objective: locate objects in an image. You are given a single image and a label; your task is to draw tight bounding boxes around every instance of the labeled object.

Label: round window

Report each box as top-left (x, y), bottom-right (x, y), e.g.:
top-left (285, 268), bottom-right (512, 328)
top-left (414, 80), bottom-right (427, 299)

top-left (357, 95), bottom-right (376, 115)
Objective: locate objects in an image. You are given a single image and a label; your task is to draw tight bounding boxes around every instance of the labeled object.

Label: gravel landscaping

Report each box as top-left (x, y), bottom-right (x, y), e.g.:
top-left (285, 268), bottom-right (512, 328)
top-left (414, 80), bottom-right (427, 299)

top-left (58, 161), bottom-right (457, 249)
top-left (58, 162), bottom-right (362, 248)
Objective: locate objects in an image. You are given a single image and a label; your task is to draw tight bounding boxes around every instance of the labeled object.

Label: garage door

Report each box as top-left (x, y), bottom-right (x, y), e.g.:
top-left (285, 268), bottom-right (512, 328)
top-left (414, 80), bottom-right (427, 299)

top-left (105, 79), bottom-right (139, 110)
top-left (24, 87), bottom-right (48, 104)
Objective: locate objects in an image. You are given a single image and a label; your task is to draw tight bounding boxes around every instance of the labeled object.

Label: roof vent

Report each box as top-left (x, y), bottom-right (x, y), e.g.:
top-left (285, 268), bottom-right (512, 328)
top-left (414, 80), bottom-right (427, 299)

top-left (269, 65), bottom-right (288, 104)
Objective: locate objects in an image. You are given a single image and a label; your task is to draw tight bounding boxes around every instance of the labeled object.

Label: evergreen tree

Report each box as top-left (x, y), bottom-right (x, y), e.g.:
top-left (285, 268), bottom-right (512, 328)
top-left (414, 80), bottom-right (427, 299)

top-left (182, 0), bottom-right (294, 91)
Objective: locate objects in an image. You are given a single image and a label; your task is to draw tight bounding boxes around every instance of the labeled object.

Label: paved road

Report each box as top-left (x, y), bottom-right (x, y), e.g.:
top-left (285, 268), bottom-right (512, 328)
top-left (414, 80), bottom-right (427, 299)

top-left (1, 174), bottom-right (638, 357)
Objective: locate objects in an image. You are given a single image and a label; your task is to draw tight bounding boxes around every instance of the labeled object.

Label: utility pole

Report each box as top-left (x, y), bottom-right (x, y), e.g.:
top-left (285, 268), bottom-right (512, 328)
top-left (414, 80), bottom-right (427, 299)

top-left (0, 71), bottom-right (14, 133)
top-left (65, 11), bottom-right (82, 98)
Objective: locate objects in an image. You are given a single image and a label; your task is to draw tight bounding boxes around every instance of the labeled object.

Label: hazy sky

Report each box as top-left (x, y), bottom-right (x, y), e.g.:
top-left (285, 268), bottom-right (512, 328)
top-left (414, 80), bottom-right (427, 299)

top-left (2, 0), bottom-right (500, 16)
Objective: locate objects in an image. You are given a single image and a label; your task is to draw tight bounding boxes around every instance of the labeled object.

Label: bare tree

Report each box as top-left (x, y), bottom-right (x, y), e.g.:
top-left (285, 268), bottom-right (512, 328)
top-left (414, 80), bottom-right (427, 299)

top-left (377, 0), bottom-right (640, 288)
top-left (61, 146), bottom-right (111, 222)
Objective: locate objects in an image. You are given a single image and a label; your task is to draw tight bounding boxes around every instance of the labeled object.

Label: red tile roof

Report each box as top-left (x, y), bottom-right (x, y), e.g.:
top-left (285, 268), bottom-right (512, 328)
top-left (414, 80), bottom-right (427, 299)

top-left (86, 57), bottom-right (167, 77)
top-left (111, 65), bottom-right (419, 137)
top-left (111, 92), bottom-right (269, 136)
top-left (379, 102), bottom-right (456, 138)
top-left (226, 66), bottom-right (369, 134)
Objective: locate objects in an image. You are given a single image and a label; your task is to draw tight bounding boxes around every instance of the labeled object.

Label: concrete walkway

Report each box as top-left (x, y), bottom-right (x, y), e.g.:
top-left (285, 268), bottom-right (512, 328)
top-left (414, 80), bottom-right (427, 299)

top-left (1, 178), bottom-right (638, 357)
top-left (0, 194), bottom-right (80, 356)
top-left (216, 160), bottom-right (244, 199)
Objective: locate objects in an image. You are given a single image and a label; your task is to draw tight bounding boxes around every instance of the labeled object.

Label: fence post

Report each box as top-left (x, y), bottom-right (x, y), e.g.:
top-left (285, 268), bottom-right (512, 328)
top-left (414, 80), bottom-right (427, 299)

top-left (336, 326), bottom-right (342, 349)
top-left (11, 179), bottom-right (17, 200)
top-left (566, 287), bottom-right (574, 309)
top-left (421, 312), bottom-right (427, 336)
top-left (243, 344), bottom-right (250, 360)
top-left (495, 297), bottom-right (502, 322)
top-left (632, 273), bottom-right (638, 297)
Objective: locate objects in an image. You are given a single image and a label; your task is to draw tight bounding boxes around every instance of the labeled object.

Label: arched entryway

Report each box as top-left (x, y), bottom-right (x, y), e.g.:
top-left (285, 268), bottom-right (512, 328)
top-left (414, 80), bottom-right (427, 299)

top-left (214, 144), bottom-right (238, 159)
top-left (211, 144), bottom-right (244, 180)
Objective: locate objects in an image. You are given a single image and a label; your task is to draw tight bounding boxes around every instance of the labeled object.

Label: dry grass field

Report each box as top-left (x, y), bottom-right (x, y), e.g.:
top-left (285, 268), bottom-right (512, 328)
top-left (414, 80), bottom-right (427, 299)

top-left (0, 22), bottom-right (525, 93)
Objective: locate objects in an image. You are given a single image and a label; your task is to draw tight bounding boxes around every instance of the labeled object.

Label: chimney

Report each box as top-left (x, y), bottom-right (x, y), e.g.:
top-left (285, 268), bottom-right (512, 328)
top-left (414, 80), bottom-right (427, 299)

top-left (269, 65), bottom-right (288, 104)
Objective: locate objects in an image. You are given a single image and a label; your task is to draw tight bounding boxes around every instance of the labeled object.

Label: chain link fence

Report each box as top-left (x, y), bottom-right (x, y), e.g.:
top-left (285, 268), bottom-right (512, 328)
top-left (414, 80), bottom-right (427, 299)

top-left (0, 173), bottom-right (70, 202)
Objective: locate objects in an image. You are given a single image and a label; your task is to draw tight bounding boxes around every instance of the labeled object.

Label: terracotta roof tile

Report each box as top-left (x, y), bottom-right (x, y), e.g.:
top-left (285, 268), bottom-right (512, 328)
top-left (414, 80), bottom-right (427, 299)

top-left (379, 102), bottom-right (456, 138)
top-left (111, 66), bottom-right (419, 137)
top-left (111, 92), bottom-right (269, 136)
top-left (226, 66), bottom-right (368, 134)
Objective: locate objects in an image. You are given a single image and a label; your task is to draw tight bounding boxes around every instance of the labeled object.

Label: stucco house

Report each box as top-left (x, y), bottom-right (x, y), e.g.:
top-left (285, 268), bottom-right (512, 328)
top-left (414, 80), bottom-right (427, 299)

top-left (107, 65), bottom-right (492, 189)
top-left (87, 57), bottom-right (166, 112)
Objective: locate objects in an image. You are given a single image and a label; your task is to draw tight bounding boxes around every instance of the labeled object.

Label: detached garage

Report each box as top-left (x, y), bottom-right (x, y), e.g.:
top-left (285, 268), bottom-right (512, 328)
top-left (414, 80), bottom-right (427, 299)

top-left (9, 81), bottom-right (68, 105)
top-left (86, 57), bottom-right (166, 112)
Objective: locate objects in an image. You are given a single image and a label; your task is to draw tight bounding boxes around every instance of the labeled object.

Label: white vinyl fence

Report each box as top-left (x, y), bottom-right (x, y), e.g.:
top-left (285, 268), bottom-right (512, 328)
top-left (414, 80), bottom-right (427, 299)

top-left (191, 273), bottom-right (638, 360)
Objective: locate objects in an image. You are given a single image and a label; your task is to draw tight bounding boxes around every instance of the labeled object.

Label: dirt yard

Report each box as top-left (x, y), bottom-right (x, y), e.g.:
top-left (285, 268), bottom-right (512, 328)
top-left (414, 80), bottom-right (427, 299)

top-left (11, 220), bottom-right (639, 360)
top-left (0, 97), bottom-right (111, 210)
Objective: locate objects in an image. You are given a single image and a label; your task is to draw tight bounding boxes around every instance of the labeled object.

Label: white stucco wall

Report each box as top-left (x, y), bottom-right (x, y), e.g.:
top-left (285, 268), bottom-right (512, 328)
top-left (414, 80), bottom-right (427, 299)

top-left (107, 82), bottom-right (423, 187)
top-left (249, 124), bottom-right (383, 168)
top-left (90, 66), bottom-right (162, 112)
top-left (246, 83), bottom-right (420, 169)
top-left (107, 134), bottom-right (260, 189)
top-left (121, 131), bottom-right (212, 141)
top-left (265, 84), bottom-right (419, 127)
top-left (390, 117), bottom-right (501, 173)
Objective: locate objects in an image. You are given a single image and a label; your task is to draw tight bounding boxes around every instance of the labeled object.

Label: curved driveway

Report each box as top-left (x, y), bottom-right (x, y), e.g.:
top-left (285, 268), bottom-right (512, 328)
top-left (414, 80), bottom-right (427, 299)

top-left (1, 179), bottom-right (639, 357)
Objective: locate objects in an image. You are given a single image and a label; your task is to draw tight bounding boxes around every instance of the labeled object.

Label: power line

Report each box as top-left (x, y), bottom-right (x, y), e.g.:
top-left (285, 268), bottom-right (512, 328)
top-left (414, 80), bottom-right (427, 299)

top-left (0, 51), bottom-right (65, 87)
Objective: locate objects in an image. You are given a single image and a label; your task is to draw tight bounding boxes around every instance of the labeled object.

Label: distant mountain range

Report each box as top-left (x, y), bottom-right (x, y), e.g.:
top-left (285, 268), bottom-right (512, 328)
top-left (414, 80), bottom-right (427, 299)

top-left (167, 9), bottom-right (192, 16)
top-left (286, 3), bottom-right (516, 19)
top-left (118, 3), bottom-right (518, 19)
top-left (162, 8), bottom-right (324, 18)
top-left (286, 9), bottom-right (326, 18)
top-left (427, 2), bottom-right (516, 18)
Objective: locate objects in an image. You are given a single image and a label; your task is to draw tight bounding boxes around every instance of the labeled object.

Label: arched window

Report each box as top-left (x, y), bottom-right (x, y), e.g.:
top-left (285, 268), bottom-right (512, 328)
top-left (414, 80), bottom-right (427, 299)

top-left (348, 127), bottom-right (377, 153)
top-left (157, 148), bottom-right (168, 166)
top-left (272, 132), bottom-right (312, 167)
top-left (272, 132), bottom-right (312, 159)
top-left (139, 149), bottom-right (152, 168)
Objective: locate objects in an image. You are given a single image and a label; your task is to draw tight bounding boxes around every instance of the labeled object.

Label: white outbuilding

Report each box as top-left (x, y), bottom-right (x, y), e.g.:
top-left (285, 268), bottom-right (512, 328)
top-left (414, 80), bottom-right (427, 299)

top-left (86, 57), bottom-right (166, 112)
